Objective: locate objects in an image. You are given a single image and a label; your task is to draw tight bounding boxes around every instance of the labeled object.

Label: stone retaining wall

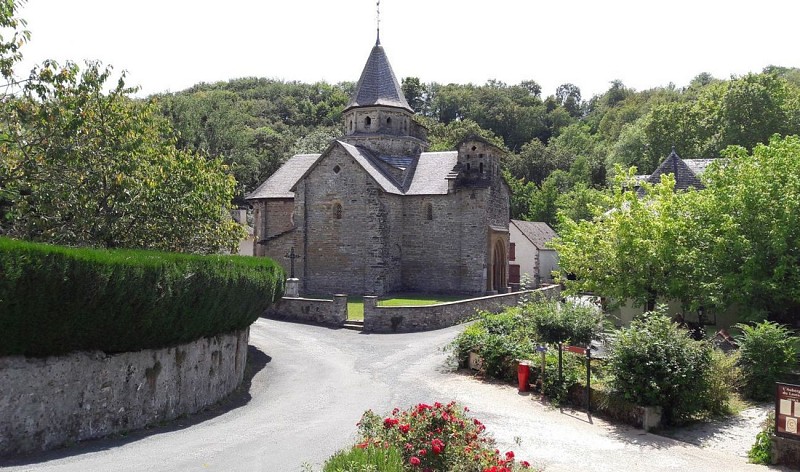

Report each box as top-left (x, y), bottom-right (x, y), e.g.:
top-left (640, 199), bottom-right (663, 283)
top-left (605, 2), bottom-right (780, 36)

top-left (363, 285), bottom-right (561, 333)
top-left (0, 328), bottom-right (249, 456)
top-left (263, 295), bottom-right (348, 327)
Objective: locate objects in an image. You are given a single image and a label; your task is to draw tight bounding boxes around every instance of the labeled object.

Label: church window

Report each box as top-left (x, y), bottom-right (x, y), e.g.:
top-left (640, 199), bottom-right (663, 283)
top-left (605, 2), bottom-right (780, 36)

top-left (472, 145), bottom-right (477, 151)
top-left (333, 165), bottom-right (341, 174)
top-left (333, 202), bottom-right (343, 220)
top-left (466, 163), bottom-right (471, 171)
top-left (479, 163), bottom-right (484, 173)
top-left (479, 153), bottom-right (484, 158)
top-left (386, 117), bottom-right (392, 125)
top-left (365, 116), bottom-right (372, 128)
top-left (425, 203), bottom-right (433, 221)
top-left (349, 120), bottom-right (353, 131)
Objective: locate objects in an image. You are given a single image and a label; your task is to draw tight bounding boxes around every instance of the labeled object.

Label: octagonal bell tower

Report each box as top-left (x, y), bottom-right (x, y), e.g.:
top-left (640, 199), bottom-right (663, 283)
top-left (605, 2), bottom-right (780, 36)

top-left (341, 36), bottom-right (428, 157)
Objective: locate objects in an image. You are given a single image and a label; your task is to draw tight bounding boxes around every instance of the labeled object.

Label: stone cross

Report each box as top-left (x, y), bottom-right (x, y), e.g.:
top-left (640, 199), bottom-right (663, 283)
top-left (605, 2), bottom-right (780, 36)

top-left (284, 246), bottom-right (301, 279)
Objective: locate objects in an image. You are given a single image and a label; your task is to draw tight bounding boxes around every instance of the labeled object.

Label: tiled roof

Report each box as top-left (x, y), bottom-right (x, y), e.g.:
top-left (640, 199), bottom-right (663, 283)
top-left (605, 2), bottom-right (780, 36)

top-left (683, 158), bottom-right (717, 177)
top-left (245, 153), bottom-right (320, 200)
top-left (345, 44), bottom-right (412, 112)
top-left (647, 149), bottom-right (704, 190)
top-left (406, 152), bottom-right (458, 195)
top-left (337, 141), bottom-right (404, 194)
top-left (511, 220), bottom-right (557, 249)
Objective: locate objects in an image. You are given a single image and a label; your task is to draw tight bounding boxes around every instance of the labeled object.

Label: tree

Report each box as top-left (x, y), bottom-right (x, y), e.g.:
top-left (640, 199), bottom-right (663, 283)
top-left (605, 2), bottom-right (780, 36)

top-left (555, 83), bottom-right (582, 117)
top-left (553, 169), bottom-right (713, 312)
top-left (2, 60), bottom-right (243, 253)
top-left (701, 135), bottom-right (800, 321)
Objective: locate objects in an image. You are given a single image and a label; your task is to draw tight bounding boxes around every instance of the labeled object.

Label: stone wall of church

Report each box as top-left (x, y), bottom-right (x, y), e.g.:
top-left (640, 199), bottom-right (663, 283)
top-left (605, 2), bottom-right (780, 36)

top-left (252, 199), bottom-right (299, 276)
top-left (401, 189), bottom-right (489, 294)
top-left (297, 146), bottom-right (401, 296)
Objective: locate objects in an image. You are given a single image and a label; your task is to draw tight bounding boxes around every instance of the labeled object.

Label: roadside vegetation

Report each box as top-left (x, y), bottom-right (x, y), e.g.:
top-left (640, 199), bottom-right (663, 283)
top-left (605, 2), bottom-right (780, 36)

top-left (0, 237), bottom-right (284, 356)
top-left (450, 299), bottom-right (797, 429)
top-left (321, 401), bottom-right (536, 472)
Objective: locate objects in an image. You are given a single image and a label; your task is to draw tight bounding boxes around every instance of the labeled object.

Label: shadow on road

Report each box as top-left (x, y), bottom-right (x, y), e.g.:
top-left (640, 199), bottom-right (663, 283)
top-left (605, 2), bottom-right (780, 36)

top-left (0, 345), bottom-right (271, 468)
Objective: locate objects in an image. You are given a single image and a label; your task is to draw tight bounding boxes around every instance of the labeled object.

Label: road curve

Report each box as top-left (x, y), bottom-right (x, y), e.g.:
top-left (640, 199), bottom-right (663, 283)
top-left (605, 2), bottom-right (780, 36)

top-left (1, 318), bottom-right (782, 472)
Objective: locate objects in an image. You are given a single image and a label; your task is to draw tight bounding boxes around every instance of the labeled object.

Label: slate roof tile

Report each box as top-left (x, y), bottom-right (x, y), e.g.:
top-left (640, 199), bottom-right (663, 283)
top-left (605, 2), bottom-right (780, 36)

top-left (345, 44), bottom-right (412, 112)
top-left (511, 220), bottom-right (558, 250)
top-left (245, 153), bottom-right (320, 200)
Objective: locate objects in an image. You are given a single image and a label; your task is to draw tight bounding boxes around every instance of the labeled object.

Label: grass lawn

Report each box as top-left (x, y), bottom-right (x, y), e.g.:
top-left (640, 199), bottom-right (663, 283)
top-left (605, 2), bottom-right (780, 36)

top-left (347, 293), bottom-right (471, 320)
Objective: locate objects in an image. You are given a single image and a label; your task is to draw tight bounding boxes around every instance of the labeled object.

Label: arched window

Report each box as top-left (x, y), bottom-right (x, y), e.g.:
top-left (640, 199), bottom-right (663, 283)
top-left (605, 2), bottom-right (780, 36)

top-left (479, 162), bottom-right (484, 173)
top-left (466, 163), bottom-right (471, 171)
top-left (365, 116), bottom-right (372, 129)
top-left (333, 202), bottom-right (342, 220)
top-left (386, 117), bottom-right (392, 125)
top-left (425, 203), bottom-right (433, 221)
top-left (349, 120), bottom-right (353, 131)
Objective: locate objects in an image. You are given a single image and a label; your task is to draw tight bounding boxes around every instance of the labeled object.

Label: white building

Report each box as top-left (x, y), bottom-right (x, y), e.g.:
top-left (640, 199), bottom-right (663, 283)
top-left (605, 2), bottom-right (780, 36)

top-left (508, 220), bottom-right (558, 288)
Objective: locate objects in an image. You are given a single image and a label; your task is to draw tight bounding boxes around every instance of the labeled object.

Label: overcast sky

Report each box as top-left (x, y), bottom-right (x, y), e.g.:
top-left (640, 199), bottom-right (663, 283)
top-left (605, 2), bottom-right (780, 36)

top-left (14, 0), bottom-right (800, 99)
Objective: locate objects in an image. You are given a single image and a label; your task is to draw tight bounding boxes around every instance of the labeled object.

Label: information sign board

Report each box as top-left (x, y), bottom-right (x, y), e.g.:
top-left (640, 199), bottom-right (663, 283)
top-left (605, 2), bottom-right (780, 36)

top-left (776, 382), bottom-right (800, 439)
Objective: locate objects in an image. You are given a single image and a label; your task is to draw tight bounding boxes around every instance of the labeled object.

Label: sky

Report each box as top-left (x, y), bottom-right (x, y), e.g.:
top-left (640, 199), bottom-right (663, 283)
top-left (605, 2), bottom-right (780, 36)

top-left (13, 0), bottom-right (800, 100)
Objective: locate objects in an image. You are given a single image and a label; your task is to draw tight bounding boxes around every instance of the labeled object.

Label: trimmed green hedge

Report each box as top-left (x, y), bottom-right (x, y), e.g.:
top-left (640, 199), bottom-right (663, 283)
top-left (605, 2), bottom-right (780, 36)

top-left (0, 237), bottom-right (284, 357)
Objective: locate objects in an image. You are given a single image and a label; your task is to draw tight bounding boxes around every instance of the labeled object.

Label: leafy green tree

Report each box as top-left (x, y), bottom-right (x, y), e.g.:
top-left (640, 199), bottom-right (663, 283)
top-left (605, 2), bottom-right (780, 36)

top-left (555, 83), bottom-right (582, 117)
top-left (553, 169), bottom-right (713, 312)
top-left (2, 61), bottom-right (243, 253)
top-left (702, 135), bottom-right (800, 320)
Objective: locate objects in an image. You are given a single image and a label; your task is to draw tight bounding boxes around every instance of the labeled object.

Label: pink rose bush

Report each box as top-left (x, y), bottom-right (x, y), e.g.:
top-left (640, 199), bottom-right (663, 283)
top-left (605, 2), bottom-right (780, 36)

top-left (354, 401), bottom-right (535, 471)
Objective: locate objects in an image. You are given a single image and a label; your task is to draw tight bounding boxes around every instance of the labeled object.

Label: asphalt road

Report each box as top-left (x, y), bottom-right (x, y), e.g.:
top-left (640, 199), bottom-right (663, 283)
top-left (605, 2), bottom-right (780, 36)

top-left (1, 319), bottom-right (785, 472)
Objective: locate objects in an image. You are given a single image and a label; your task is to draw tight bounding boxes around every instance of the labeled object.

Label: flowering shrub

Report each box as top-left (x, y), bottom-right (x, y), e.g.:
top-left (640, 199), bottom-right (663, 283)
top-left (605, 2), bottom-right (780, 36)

top-left (354, 401), bottom-right (534, 472)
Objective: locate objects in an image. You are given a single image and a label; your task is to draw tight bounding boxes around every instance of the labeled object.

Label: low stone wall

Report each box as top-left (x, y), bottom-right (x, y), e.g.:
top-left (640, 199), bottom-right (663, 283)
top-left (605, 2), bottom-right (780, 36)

top-left (363, 285), bottom-right (561, 333)
top-left (0, 328), bottom-right (249, 456)
top-left (263, 295), bottom-right (348, 327)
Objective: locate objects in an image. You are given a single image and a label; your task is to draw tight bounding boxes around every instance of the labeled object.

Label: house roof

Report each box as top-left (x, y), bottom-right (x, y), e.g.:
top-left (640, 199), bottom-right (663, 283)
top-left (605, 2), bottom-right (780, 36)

top-left (245, 153), bottom-right (320, 200)
top-left (511, 220), bottom-right (557, 250)
top-left (406, 151), bottom-right (459, 195)
top-left (647, 149), bottom-right (704, 190)
top-left (344, 44), bottom-right (413, 113)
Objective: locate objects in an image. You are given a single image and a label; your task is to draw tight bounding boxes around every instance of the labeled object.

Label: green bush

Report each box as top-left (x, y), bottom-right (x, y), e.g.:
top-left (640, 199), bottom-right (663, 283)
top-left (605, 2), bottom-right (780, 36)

top-left (526, 300), bottom-right (603, 346)
top-left (0, 237), bottom-right (284, 356)
top-left (736, 321), bottom-right (798, 401)
top-left (541, 351), bottom-right (583, 404)
top-left (323, 445), bottom-right (405, 472)
top-left (748, 412), bottom-right (775, 465)
top-left (607, 311), bottom-right (712, 425)
top-left (703, 349), bottom-right (742, 417)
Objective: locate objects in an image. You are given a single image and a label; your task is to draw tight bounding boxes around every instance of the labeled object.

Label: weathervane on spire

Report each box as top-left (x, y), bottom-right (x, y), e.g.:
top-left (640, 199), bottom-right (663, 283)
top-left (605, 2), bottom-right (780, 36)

top-left (376, 0), bottom-right (381, 45)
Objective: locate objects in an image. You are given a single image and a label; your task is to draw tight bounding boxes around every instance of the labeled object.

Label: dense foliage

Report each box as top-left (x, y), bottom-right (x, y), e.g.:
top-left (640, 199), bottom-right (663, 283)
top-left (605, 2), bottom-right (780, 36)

top-left (0, 237), bottom-right (284, 356)
top-left (0, 2), bottom-right (243, 253)
top-left (323, 444), bottom-right (405, 472)
top-left (735, 321), bottom-right (798, 401)
top-left (525, 299), bottom-right (603, 346)
top-left (607, 312), bottom-right (714, 425)
top-left (555, 135), bottom-right (800, 322)
top-left (352, 402), bottom-right (533, 471)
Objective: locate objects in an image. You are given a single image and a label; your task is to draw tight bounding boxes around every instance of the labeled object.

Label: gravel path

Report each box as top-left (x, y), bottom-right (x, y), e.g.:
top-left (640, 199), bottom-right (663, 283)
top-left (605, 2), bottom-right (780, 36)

top-left (1, 319), bottom-right (788, 472)
top-left (662, 404), bottom-right (772, 458)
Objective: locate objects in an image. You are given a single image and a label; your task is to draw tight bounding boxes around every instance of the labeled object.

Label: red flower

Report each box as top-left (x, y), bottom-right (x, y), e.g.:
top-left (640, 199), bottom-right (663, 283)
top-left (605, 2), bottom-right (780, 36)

top-left (418, 449), bottom-right (427, 456)
top-left (399, 423), bottom-right (410, 434)
top-left (521, 460), bottom-right (531, 468)
top-left (505, 450), bottom-right (515, 460)
top-left (409, 456), bottom-right (421, 467)
top-left (383, 417), bottom-right (399, 428)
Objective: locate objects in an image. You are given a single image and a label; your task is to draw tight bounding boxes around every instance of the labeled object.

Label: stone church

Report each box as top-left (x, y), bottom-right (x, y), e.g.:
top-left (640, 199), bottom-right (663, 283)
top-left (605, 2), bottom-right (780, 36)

top-left (246, 37), bottom-right (510, 296)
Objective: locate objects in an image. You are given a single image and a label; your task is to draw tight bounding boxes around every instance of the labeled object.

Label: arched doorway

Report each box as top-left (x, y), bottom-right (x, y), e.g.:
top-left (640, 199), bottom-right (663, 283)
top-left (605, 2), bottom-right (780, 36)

top-left (490, 239), bottom-right (507, 293)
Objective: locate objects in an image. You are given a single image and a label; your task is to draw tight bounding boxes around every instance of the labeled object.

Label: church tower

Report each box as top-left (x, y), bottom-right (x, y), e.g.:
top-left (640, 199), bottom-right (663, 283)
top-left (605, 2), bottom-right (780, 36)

top-left (341, 37), bottom-right (428, 158)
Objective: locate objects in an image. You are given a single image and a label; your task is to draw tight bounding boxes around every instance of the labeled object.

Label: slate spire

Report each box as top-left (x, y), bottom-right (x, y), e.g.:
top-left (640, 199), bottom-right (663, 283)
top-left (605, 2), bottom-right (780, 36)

top-left (345, 43), bottom-right (413, 113)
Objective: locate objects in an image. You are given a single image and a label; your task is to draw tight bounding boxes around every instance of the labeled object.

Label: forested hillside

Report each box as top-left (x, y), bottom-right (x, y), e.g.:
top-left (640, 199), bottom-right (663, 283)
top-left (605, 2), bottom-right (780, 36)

top-left (153, 67), bottom-right (800, 223)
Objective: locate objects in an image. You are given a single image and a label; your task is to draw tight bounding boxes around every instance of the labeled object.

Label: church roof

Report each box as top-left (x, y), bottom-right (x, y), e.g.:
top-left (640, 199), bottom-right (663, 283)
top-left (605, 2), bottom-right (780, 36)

top-left (406, 152), bottom-right (459, 195)
top-left (345, 44), bottom-right (413, 113)
top-left (511, 220), bottom-right (558, 250)
top-left (337, 141), bottom-right (404, 194)
top-left (245, 153), bottom-right (319, 200)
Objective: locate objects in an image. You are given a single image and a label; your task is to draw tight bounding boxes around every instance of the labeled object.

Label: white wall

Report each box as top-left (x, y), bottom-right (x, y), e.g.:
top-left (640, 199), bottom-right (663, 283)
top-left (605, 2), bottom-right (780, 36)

top-left (509, 223), bottom-right (538, 287)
